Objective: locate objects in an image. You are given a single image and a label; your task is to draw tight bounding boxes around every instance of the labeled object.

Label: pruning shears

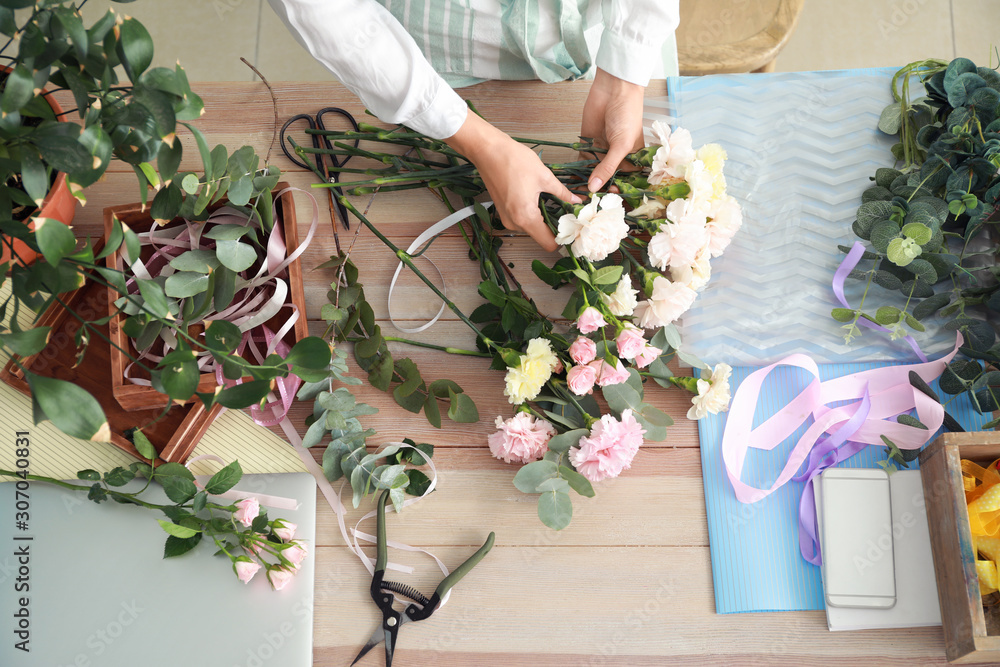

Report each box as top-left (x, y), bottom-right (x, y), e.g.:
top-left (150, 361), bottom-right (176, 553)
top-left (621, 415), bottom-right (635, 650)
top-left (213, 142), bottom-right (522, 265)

top-left (351, 490), bottom-right (495, 666)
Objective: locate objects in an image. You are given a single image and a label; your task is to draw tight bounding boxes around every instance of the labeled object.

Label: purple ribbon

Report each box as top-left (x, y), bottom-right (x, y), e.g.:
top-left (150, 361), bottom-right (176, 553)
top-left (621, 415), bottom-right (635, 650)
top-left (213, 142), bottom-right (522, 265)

top-left (792, 385), bottom-right (872, 566)
top-left (832, 242), bottom-right (928, 362)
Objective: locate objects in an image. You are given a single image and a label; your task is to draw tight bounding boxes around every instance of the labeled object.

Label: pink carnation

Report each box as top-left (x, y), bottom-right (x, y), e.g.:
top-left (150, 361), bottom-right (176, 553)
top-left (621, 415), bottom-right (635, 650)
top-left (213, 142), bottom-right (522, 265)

top-left (634, 344), bottom-right (662, 369)
top-left (588, 358), bottom-right (630, 387)
top-left (615, 325), bottom-right (646, 360)
top-left (488, 413), bottom-right (557, 464)
top-left (569, 336), bottom-right (597, 365)
top-left (576, 307), bottom-right (606, 334)
top-left (566, 363), bottom-right (598, 396)
top-left (267, 566), bottom-right (295, 591)
top-left (233, 497), bottom-right (260, 528)
top-left (569, 409), bottom-right (646, 482)
top-left (233, 558), bottom-right (261, 584)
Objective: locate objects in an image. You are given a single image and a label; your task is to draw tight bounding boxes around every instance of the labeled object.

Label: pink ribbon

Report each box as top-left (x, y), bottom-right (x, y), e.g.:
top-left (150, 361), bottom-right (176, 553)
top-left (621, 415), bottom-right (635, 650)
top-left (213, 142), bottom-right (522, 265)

top-left (722, 334), bottom-right (963, 562)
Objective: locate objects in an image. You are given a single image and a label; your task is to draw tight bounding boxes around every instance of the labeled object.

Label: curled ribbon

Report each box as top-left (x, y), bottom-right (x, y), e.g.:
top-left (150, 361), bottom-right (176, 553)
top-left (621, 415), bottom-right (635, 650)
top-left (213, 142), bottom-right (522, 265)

top-left (962, 459), bottom-right (1000, 594)
top-left (723, 333), bottom-right (962, 563)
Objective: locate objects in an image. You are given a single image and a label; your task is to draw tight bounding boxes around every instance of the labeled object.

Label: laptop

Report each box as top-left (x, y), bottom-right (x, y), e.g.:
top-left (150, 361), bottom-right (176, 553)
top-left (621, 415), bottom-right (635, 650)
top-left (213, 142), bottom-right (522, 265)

top-left (0, 472), bottom-right (316, 666)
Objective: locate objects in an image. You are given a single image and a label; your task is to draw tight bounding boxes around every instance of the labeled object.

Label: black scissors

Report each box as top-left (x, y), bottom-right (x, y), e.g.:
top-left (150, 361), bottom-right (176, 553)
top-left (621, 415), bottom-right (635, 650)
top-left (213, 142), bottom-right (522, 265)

top-left (352, 490), bottom-right (496, 666)
top-left (279, 107), bottom-right (359, 230)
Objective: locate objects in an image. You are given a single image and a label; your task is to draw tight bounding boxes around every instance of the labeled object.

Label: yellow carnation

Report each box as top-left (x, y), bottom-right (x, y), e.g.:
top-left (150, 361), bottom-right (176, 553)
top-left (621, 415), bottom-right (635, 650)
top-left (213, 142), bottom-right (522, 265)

top-left (504, 338), bottom-right (558, 404)
top-left (696, 143), bottom-right (728, 200)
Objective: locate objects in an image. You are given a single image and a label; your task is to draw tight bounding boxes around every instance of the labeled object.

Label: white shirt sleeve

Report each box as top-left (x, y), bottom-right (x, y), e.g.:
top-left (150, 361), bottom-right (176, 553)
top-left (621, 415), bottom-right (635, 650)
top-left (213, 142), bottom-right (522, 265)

top-left (597, 0), bottom-right (680, 85)
top-left (267, 0), bottom-right (469, 140)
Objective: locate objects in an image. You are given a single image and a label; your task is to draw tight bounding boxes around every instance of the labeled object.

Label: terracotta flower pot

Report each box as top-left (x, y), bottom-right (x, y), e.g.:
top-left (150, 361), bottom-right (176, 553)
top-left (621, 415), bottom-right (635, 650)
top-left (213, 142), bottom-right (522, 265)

top-left (1, 88), bottom-right (78, 268)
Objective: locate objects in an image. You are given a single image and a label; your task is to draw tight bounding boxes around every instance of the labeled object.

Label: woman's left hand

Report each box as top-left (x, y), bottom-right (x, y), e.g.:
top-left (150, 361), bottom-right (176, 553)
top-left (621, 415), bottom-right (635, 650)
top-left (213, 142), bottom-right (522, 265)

top-left (581, 68), bottom-right (646, 193)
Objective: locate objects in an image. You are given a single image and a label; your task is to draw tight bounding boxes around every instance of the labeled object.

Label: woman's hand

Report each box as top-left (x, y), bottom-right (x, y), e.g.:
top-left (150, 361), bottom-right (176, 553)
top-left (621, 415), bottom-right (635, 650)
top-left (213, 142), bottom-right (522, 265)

top-left (581, 68), bottom-right (646, 193)
top-left (445, 112), bottom-right (582, 251)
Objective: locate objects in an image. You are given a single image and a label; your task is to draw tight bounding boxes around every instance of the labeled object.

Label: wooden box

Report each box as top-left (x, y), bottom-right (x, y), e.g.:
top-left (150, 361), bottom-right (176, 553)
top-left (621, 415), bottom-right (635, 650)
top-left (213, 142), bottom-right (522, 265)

top-left (104, 183), bottom-right (308, 411)
top-left (920, 432), bottom-right (1000, 663)
top-left (0, 277), bottom-right (223, 463)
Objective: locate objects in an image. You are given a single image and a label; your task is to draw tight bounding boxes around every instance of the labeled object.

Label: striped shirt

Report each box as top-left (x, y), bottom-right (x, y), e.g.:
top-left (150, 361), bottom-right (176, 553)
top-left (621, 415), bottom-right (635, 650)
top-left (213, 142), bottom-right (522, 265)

top-left (269, 0), bottom-right (679, 139)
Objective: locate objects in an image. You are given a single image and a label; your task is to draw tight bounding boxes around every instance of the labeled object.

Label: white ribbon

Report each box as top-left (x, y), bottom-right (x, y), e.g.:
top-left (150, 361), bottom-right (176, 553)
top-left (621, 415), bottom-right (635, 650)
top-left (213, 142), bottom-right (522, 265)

top-left (387, 202), bottom-right (493, 334)
top-left (184, 453), bottom-right (300, 510)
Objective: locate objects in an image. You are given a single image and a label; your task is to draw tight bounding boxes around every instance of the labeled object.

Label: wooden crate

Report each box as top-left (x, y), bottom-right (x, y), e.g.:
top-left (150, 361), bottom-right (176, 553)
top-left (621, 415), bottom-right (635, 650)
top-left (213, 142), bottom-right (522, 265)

top-left (103, 183), bottom-right (308, 411)
top-left (0, 277), bottom-right (223, 463)
top-left (920, 432), bottom-right (1000, 663)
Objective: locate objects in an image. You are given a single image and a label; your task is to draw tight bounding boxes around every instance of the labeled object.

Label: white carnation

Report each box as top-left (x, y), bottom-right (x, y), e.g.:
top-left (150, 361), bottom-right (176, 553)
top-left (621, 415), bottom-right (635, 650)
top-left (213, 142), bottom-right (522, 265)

top-left (687, 363), bottom-right (733, 420)
top-left (706, 195), bottom-right (743, 257)
top-left (555, 193), bottom-right (629, 262)
top-left (601, 274), bottom-right (639, 317)
top-left (632, 276), bottom-right (697, 329)
top-left (648, 122), bottom-right (696, 185)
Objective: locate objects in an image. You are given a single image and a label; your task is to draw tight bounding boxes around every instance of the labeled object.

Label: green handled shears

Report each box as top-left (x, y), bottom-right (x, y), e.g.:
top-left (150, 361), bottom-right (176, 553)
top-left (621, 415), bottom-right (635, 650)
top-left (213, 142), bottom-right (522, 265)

top-left (351, 490), bottom-right (495, 666)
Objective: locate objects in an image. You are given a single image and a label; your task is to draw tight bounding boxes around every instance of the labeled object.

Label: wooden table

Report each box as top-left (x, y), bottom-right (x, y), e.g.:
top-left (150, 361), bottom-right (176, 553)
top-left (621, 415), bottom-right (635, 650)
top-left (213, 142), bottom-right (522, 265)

top-left (69, 80), bottom-right (951, 666)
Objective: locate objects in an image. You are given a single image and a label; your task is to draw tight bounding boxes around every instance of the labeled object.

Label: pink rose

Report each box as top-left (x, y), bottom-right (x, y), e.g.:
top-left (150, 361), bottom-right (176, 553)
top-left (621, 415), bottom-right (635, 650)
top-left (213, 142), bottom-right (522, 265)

top-left (233, 557), bottom-right (261, 584)
top-left (576, 307), bottom-right (606, 334)
top-left (272, 519), bottom-right (297, 542)
top-left (488, 413), bottom-right (557, 464)
top-left (588, 358), bottom-right (630, 387)
top-left (283, 541), bottom-right (309, 570)
top-left (233, 497), bottom-right (260, 528)
top-left (566, 363), bottom-right (597, 396)
top-left (569, 409), bottom-right (646, 482)
top-left (569, 336), bottom-right (597, 365)
top-left (634, 344), bottom-right (662, 369)
top-left (267, 566), bottom-right (295, 591)
top-left (615, 325), bottom-right (646, 360)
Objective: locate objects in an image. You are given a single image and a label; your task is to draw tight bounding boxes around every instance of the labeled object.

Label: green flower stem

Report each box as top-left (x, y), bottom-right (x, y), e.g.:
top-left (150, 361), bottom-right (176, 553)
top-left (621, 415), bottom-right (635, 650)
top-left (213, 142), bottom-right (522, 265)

top-left (0, 471), bottom-right (170, 511)
top-left (668, 376), bottom-right (700, 393)
top-left (346, 335), bottom-right (490, 357)
top-left (339, 196), bottom-right (495, 349)
top-left (553, 383), bottom-right (598, 429)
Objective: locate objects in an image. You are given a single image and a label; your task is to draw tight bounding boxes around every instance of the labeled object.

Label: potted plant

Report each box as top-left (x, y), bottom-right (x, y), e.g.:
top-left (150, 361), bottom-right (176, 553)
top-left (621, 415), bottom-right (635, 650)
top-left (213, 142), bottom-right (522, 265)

top-left (0, 1), bottom-right (333, 442)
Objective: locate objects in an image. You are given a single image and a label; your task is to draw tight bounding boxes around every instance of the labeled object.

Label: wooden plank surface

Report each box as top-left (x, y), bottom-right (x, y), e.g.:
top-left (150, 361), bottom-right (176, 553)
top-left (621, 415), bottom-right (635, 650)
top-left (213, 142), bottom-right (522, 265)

top-left (71, 80), bottom-right (953, 665)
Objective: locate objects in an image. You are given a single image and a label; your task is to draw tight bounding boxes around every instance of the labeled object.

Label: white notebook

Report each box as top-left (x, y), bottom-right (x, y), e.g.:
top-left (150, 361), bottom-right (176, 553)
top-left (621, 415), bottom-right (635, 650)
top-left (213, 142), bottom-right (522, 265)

top-left (0, 472), bottom-right (316, 666)
top-left (814, 469), bottom-right (942, 631)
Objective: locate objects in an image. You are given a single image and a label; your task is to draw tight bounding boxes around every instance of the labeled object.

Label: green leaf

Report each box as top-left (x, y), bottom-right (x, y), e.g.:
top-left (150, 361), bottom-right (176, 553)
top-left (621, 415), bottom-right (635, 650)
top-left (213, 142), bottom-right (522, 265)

top-left (25, 372), bottom-right (109, 441)
top-left (203, 320), bottom-right (241, 353)
top-left (0, 326), bottom-right (50, 356)
top-left (34, 134), bottom-right (93, 174)
top-left (204, 461), bottom-right (242, 495)
top-left (546, 429), bottom-right (587, 454)
top-left (877, 103), bottom-right (902, 134)
top-left (559, 466), bottom-right (596, 498)
top-left (77, 469), bottom-right (100, 481)
top-left (160, 476), bottom-right (198, 504)
top-left (423, 393), bottom-right (441, 428)
top-left (136, 279), bottom-right (170, 318)
top-left (602, 381), bottom-right (643, 415)
top-left (150, 183), bottom-right (183, 222)
top-left (901, 222), bottom-right (932, 245)
top-left (216, 380), bottom-right (271, 408)
top-left (163, 533), bottom-right (202, 558)
top-left (537, 486), bottom-right (573, 530)
top-left (591, 265), bottom-right (623, 286)
top-left (831, 308), bottom-right (856, 323)
top-left (127, 429), bottom-right (157, 460)
top-left (157, 519), bottom-right (200, 539)
top-left (446, 388), bottom-right (479, 423)
top-left (103, 466), bottom-right (135, 487)
top-left (161, 358), bottom-right (199, 401)
top-left (405, 469), bottom-right (432, 497)
top-left (478, 280), bottom-right (506, 307)
top-left (874, 306), bottom-right (901, 326)
top-left (134, 85), bottom-right (176, 137)
top-left (164, 271), bottom-right (209, 298)
top-left (394, 358), bottom-right (422, 396)
top-left (154, 462), bottom-right (195, 481)
top-left (228, 175), bottom-right (253, 207)
top-left (285, 337), bottom-right (332, 370)
top-left (34, 218), bottom-right (77, 266)
top-left (367, 354), bottom-right (394, 392)
top-left (117, 17), bottom-right (154, 80)
top-left (513, 460), bottom-right (559, 493)
top-left (1, 64), bottom-right (32, 113)
top-left (215, 240), bottom-right (257, 272)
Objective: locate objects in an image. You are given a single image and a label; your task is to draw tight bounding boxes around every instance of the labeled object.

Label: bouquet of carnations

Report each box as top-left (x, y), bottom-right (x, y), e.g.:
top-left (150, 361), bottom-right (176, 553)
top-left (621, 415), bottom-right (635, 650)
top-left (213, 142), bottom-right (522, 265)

top-left (292, 115), bottom-right (742, 529)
